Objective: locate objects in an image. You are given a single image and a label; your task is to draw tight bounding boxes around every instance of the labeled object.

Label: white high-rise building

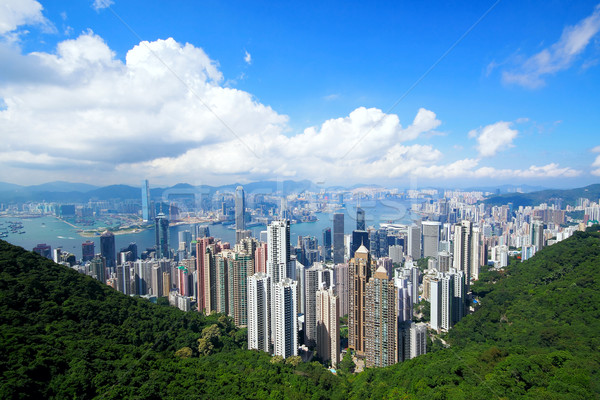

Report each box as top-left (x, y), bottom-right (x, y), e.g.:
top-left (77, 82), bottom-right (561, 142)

top-left (394, 277), bottom-right (413, 323)
top-left (304, 263), bottom-right (333, 348)
top-left (430, 271), bottom-right (455, 331)
top-left (333, 263), bottom-right (349, 318)
top-left (439, 273), bottom-right (454, 331)
top-left (471, 227), bottom-right (481, 281)
top-left (389, 245), bottom-right (403, 264)
top-left (409, 323), bottom-right (427, 359)
top-left (316, 287), bottom-right (340, 367)
top-left (430, 277), bottom-right (441, 331)
top-left (422, 221), bottom-right (441, 259)
top-left (273, 278), bottom-right (298, 358)
top-left (248, 273), bottom-right (271, 353)
top-left (267, 220), bottom-right (292, 284)
top-left (453, 221), bottom-right (472, 288)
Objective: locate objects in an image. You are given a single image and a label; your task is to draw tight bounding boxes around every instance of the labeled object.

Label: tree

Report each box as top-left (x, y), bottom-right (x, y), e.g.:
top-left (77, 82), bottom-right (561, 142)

top-left (338, 351), bottom-right (355, 374)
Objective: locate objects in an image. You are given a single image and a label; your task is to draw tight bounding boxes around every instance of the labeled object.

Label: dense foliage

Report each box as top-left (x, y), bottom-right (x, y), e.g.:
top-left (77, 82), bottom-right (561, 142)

top-left (1, 232), bottom-right (600, 398)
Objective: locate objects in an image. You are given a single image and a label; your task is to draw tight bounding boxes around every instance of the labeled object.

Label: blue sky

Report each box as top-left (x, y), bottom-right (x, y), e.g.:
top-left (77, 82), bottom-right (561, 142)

top-left (1, 0), bottom-right (599, 189)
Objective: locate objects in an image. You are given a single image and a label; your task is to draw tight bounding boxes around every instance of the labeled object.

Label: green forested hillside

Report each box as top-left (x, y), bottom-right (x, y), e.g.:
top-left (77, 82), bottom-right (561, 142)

top-left (1, 232), bottom-right (600, 399)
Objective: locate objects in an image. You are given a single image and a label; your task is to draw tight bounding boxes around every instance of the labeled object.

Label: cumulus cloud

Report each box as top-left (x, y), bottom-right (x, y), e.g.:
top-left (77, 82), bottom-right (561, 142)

top-left (469, 121), bottom-right (518, 157)
top-left (0, 30), bottom-right (581, 186)
top-left (503, 4), bottom-right (600, 88)
top-left (244, 50), bottom-right (251, 65)
top-left (92, 0), bottom-right (114, 11)
top-left (0, 0), bottom-right (53, 36)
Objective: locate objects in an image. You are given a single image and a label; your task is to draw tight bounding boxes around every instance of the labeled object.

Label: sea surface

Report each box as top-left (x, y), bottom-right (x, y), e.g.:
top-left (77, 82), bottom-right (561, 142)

top-left (1, 198), bottom-right (418, 259)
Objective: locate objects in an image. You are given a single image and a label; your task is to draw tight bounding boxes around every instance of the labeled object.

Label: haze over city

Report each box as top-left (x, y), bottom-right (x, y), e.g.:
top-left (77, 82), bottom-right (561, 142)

top-left (1, 1), bottom-right (599, 188)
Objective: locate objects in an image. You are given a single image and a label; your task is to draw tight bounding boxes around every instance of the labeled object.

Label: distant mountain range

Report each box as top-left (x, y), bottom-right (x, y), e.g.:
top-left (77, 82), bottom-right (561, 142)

top-left (0, 180), bottom-right (598, 205)
top-left (0, 180), bottom-right (318, 203)
top-left (483, 183), bottom-right (600, 207)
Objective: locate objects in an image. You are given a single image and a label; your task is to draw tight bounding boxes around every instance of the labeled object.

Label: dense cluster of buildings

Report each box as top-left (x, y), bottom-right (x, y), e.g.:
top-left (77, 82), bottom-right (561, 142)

top-left (27, 181), bottom-right (597, 369)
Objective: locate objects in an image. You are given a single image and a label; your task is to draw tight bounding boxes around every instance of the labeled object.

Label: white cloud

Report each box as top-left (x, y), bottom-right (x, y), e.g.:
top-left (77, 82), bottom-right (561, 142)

top-left (469, 121), bottom-right (518, 157)
top-left (591, 146), bottom-right (600, 176)
top-left (92, 0), bottom-right (114, 11)
top-left (503, 4), bottom-right (600, 88)
top-left (0, 0), bottom-right (53, 36)
top-left (0, 32), bottom-right (582, 186)
top-left (244, 50), bottom-right (251, 65)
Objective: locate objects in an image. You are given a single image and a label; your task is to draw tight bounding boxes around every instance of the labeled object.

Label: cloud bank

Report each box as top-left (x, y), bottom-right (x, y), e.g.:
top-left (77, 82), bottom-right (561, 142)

top-left (0, 11), bottom-right (582, 186)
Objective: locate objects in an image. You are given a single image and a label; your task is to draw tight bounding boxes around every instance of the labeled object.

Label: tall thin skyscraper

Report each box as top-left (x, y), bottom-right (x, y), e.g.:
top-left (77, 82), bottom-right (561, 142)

top-left (407, 224), bottom-right (421, 261)
top-left (304, 262), bottom-right (333, 348)
top-left (195, 237), bottom-right (214, 312)
top-left (141, 179), bottom-right (151, 222)
top-left (453, 220), bottom-right (472, 289)
top-left (266, 220), bottom-right (292, 284)
top-left (333, 213), bottom-right (345, 264)
top-left (322, 227), bottom-right (332, 261)
top-left (334, 263), bottom-right (349, 317)
top-left (356, 207), bottom-right (365, 231)
top-left (235, 186), bottom-right (246, 238)
top-left (316, 287), bottom-right (340, 367)
top-left (230, 251), bottom-right (253, 327)
top-left (365, 265), bottom-right (397, 368)
top-left (100, 231), bottom-right (116, 272)
top-left (422, 221), bottom-right (441, 259)
top-left (348, 244), bottom-right (376, 357)
top-left (155, 213), bottom-right (169, 259)
top-left (273, 278), bottom-right (298, 358)
top-left (248, 273), bottom-right (271, 353)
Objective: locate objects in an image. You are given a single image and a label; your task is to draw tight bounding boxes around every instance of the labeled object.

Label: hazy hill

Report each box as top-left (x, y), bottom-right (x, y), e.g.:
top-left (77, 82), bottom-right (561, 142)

top-left (483, 183), bottom-right (600, 207)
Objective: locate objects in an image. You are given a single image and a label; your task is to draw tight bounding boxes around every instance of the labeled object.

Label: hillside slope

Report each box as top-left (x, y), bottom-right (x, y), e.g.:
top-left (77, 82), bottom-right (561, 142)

top-left (1, 232), bottom-right (599, 399)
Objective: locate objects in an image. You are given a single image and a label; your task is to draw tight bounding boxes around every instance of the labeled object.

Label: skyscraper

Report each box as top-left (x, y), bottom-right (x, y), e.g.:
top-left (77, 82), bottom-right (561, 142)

top-left (334, 263), bottom-right (349, 317)
top-left (422, 221), bottom-right (441, 259)
top-left (351, 230), bottom-right (369, 256)
top-left (90, 255), bottom-right (106, 283)
top-left (531, 218), bottom-right (545, 251)
top-left (316, 287), bottom-right (340, 367)
top-left (365, 265), bottom-right (397, 368)
top-left (266, 220), bottom-right (292, 284)
top-left (348, 245), bottom-right (376, 357)
top-left (155, 213), bottom-right (169, 259)
top-left (273, 278), bottom-right (298, 358)
top-left (322, 227), bottom-right (332, 261)
top-left (356, 207), bottom-right (365, 231)
top-left (407, 224), bottom-right (421, 261)
top-left (229, 251), bottom-right (253, 327)
top-left (304, 262), bottom-right (333, 348)
top-left (430, 272), bottom-right (455, 331)
top-left (235, 186), bottom-right (246, 232)
top-left (453, 220), bottom-right (472, 289)
top-left (333, 213), bottom-right (345, 264)
top-left (100, 231), bottom-right (116, 272)
top-left (141, 179), bottom-right (151, 222)
top-left (81, 240), bottom-right (95, 262)
top-left (248, 273), bottom-right (271, 353)
top-left (195, 237), bottom-right (214, 312)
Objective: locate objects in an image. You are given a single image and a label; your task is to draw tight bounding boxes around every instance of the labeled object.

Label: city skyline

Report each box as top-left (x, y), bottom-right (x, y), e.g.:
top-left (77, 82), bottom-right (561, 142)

top-left (1, 1), bottom-right (600, 188)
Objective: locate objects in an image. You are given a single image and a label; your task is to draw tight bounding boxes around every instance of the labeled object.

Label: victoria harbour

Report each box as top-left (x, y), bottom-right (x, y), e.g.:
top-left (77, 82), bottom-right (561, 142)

top-left (1, 198), bottom-right (419, 259)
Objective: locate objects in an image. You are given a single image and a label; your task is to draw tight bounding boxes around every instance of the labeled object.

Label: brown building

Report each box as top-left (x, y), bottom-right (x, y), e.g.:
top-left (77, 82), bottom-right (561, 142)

top-left (365, 266), bottom-right (397, 368)
top-left (348, 245), bottom-right (376, 357)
